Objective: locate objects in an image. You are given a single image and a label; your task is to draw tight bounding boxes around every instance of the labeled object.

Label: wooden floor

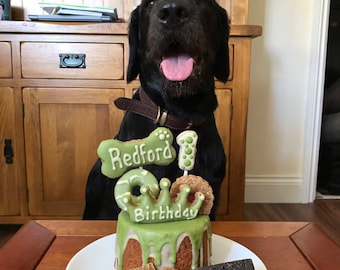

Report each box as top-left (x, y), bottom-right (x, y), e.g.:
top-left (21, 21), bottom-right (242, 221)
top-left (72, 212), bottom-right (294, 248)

top-left (244, 199), bottom-right (340, 246)
top-left (0, 200), bottom-right (339, 248)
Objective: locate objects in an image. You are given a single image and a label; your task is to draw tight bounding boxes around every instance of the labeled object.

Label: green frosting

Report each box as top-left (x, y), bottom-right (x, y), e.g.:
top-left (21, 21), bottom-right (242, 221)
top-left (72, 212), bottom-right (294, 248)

top-left (115, 212), bottom-right (211, 270)
top-left (98, 127), bottom-right (176, 178)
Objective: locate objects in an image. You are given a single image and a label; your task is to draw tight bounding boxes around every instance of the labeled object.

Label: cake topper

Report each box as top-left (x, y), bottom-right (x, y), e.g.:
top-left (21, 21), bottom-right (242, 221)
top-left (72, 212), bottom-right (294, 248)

top-left (177, 130), bottom-right (198, 175)
top-left (114, 168), bottom-right (205, 223)
top-left (98, 127), bottom-right (176, 178)
top-left (98, 127), bottom-right (206, 223)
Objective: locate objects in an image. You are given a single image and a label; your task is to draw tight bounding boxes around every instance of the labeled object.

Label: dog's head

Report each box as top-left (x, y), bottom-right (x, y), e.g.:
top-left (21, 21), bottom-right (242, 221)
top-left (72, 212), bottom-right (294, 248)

top-left (127, 0), bottom-right (230, 112)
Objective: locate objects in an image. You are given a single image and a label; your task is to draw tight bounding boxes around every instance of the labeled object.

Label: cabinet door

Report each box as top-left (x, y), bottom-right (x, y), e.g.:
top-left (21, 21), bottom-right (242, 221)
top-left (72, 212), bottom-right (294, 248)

top-left (214, 89), bottom-right (232, 218)
top-left (23, 88), bottom-right (125, 217)
top-left (0, 87), bottom-right (20, 215)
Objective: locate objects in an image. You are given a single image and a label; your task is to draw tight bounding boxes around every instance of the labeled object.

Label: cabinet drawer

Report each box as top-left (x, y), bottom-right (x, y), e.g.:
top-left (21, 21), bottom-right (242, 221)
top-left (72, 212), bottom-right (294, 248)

top-left (21, 42), bottom-right (124, 79)
top-left (0, 42), bottom-right (12, 78)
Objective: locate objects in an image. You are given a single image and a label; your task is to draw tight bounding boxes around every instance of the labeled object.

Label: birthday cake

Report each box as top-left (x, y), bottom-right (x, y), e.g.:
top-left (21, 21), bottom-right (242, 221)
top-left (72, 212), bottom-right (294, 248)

top-left (98, 127), bottom-right (214, 270)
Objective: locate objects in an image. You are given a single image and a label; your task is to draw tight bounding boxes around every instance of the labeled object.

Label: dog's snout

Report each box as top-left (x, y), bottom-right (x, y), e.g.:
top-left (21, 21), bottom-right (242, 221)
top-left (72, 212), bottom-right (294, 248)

top-left (158, 2), bottom-right (189, 27)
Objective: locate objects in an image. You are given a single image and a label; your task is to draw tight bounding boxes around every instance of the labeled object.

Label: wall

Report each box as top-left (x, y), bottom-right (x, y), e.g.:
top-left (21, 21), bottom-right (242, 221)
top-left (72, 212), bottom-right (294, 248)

top-left (245, 0), bottom-right (326, 202)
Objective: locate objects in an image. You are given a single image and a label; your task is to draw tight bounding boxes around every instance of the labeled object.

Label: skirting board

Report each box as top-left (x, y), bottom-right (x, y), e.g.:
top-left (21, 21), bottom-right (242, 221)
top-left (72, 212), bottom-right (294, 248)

top-left (245, 176), bottom-right (303, 203)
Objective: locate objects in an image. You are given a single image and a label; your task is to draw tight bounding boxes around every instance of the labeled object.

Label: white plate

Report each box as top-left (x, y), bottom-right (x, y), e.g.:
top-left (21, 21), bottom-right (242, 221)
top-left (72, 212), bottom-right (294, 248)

top-left (66, 233), bottom-right (267, 270)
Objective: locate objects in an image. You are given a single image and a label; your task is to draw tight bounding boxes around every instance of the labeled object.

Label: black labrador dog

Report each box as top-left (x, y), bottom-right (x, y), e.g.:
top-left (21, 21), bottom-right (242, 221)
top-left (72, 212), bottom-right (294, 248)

top-left (83, 0), bottom-right (230, 220)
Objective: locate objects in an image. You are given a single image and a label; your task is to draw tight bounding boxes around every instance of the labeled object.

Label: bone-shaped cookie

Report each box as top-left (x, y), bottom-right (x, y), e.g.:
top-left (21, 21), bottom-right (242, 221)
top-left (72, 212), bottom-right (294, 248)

top-left (98, 127), bottom-right (176, 178)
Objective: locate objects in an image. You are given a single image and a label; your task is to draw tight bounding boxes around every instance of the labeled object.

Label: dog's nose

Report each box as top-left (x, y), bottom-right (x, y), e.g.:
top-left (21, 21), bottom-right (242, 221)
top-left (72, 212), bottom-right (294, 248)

top-left (158, 2), bottom-right (189, 27)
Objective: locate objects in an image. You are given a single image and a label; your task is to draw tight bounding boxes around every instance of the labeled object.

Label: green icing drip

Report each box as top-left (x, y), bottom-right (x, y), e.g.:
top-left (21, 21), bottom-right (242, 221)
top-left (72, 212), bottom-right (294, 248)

top-left (115, 212), bottom-right (211, 270)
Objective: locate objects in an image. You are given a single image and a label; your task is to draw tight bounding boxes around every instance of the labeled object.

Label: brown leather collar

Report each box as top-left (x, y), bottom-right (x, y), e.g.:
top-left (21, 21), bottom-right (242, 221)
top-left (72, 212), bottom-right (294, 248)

top-left (114, 88), bottom-right (202, 130)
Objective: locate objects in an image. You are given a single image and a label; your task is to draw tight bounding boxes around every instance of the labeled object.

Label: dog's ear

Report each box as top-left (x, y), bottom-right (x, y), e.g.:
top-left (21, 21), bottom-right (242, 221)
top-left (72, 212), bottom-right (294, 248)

top-left (127, 7), bottom-right (140, 82)
top-left (214, 8), bottom-right (230, 83)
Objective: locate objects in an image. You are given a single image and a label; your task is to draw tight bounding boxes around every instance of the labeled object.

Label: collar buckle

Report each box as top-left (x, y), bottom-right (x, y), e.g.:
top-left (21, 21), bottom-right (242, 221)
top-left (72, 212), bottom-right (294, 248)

top-left (154, 106), bottom-right (168, 126)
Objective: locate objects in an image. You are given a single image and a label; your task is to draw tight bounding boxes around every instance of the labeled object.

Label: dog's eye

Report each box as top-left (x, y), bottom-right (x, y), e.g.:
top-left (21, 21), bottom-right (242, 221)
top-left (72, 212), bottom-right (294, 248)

top-left (145, 0), bottom-right (154, 7)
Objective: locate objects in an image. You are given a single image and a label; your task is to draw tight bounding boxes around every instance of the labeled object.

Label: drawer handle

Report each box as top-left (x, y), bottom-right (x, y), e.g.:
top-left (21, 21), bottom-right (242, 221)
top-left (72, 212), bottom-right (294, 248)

top-left (59, 53), bottom-right (86, 68)
top-left (4, 139), bottom-right (13, 164)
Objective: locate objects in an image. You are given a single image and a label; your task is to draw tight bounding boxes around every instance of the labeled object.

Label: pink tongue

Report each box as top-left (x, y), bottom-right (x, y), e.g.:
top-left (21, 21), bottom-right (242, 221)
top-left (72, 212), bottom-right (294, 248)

top-left (160, 54), bottom-right (194, 81)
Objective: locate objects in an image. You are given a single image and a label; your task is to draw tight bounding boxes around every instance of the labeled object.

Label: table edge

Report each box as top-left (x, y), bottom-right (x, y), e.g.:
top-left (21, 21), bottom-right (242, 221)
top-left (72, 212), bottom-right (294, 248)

top-left (2, 220), bottom-right (339, 270)
top-left (290, 223), bottom-right (340, 269)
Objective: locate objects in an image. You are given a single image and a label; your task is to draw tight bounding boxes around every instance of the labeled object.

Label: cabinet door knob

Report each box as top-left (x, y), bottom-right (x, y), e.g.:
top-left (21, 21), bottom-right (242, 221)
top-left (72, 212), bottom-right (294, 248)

top-left (4, 139), bottom-right (13, 164)
top-left (59, 53), bottom-right (86, 68)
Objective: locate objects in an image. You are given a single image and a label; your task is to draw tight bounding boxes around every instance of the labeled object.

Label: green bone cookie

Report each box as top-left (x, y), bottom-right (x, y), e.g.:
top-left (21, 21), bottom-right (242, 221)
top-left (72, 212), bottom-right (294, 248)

top-left (98, 127), bottom-right (176, 179)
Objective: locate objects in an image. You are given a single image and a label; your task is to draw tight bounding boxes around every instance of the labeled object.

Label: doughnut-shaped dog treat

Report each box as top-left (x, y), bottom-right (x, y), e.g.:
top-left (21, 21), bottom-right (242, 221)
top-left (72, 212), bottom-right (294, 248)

top-left (114, 168), bottom-right (160, 211)
top-left (170, 175), bottom-right (214, 215)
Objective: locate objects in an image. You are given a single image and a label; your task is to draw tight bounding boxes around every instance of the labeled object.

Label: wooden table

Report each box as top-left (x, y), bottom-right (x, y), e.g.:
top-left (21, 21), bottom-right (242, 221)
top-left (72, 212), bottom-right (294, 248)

top-left (0, 221), bottom-right (339, 270)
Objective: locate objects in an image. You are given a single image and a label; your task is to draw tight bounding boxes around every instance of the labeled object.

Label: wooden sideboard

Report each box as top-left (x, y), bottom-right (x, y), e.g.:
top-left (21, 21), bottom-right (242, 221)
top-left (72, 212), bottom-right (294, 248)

top-left (0, 1), bottom-right (261, 223)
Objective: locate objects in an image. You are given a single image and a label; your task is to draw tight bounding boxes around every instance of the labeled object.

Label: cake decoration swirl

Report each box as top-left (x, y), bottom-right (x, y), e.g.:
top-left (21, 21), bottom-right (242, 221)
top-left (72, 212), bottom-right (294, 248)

top-left (114, 168), bottom-right (160, 212)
